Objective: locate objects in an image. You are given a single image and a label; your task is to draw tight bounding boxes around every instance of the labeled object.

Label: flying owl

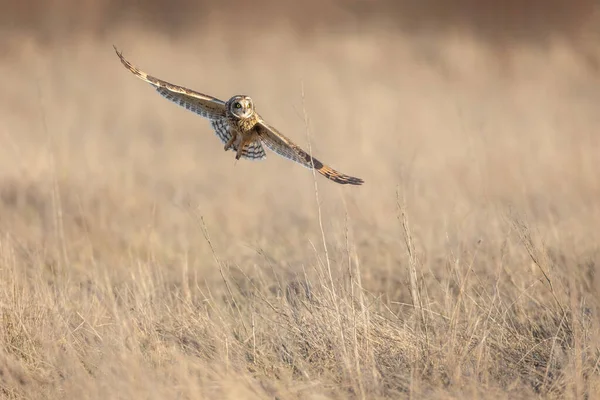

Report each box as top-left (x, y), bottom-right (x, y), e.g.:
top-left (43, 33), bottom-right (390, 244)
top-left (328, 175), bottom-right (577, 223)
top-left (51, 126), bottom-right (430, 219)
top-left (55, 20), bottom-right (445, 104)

top-left (113, 46), bottom-right (363, 186)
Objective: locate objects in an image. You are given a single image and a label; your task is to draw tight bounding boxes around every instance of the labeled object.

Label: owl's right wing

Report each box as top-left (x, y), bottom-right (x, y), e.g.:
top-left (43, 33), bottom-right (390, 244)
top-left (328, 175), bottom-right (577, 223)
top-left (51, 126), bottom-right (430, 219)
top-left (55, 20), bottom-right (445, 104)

top-left (114, 46), bottom-right (227, 120)
top-left (255, 121), bottom-right (364, 185)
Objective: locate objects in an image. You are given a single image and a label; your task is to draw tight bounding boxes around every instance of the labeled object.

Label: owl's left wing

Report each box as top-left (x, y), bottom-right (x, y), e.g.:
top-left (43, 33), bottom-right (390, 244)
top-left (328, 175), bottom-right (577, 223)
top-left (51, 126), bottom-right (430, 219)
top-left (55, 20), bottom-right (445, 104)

top-left (255, 121), bottom-right (364, 185)
top-left (114, 46), bottom-right (227, 120)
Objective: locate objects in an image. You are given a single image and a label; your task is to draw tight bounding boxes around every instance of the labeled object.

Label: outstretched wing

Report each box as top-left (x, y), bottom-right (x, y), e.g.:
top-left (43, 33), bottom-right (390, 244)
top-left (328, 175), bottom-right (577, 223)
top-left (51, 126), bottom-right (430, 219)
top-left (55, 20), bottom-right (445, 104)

top-left (211, 119), bottom-right (266, 161)
top-left (114, 46), bottom-right (227, 120)
top-left (255, 121), bottom-right (364, 185)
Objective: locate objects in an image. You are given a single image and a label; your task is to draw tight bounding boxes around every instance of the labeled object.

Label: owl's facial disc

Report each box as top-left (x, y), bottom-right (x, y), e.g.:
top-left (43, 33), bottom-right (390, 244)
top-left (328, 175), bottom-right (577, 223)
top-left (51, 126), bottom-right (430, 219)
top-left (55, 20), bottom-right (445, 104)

top-left (229, 95), bottom-right (254, 119)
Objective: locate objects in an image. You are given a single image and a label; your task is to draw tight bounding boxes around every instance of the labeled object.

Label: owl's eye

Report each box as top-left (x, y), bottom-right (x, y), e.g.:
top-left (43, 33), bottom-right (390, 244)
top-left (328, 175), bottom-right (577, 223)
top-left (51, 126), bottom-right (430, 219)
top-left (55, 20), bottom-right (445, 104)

top-left (234, 102), bottom-right (242, 109)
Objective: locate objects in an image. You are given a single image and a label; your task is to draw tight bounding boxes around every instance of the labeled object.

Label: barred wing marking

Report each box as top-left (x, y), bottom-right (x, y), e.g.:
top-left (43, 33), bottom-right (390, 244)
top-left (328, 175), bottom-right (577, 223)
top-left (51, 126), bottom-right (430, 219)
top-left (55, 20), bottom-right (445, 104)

top-left (211, 119), bottom-right (266, 160)
top-left (239, 140), bottom-right (267, 160)
top-left (114, 46), bottom-right (227, 120)
top-left (255, 122), bottom-right (364, 185)
top-left (210, 119), bottom-right (234, 145)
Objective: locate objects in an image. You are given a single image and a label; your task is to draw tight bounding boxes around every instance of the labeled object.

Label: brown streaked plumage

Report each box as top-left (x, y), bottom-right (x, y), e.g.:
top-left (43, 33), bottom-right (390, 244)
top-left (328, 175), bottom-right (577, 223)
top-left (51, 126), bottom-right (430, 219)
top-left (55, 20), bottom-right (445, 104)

top-left (254, 122), bottom-right (364, 185)
top-left (114, 46), bottom-right (364, 185)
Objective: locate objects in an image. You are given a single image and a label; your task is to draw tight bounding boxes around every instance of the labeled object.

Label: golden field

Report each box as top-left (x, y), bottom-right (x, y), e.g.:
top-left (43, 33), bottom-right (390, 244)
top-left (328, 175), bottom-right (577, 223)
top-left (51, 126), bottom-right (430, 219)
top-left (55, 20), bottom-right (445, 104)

top-left (1, 2), bottom-right (600, 398)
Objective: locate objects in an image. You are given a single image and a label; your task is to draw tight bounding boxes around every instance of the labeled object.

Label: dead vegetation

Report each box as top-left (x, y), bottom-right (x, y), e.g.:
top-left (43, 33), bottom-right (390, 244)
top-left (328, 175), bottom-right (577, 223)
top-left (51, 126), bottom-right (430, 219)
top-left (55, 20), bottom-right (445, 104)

top-left (0, 14), bottom-right (599, 399)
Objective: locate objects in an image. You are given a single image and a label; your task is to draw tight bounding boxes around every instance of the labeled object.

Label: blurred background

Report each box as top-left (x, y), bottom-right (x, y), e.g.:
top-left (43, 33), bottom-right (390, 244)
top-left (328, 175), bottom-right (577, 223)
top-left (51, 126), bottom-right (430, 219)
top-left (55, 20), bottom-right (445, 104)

top-left (1, 0), bottom-right (599, 289)
top-left (2, 0), bottom-right (600, 48)
top-left (1, 1), bottom-right (600, 398)
top-left (1, 0), bottom-right (600, 275)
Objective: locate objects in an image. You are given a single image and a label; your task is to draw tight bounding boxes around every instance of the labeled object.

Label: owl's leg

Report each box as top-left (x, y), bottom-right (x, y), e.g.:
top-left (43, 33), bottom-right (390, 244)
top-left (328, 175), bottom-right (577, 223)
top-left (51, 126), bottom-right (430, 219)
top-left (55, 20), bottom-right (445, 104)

top-left (224, 131), bottom-right (238, 151)
top-left (235, 135), bottom-right (252, 160)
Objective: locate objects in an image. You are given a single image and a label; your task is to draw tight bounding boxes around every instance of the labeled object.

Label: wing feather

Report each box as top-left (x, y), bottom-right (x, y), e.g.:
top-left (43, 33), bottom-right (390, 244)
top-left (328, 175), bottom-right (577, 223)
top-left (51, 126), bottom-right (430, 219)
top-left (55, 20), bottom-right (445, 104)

top-left (114, 46), bottom-right (227, 120)
top-left (255, 121), bottom-right (364, 185)
top-left (210, 119), bottom-right (234, 145)
top-left (239, 140), bottom-right (267, 161)
top-left (210, 119), bottom-right (266, 160)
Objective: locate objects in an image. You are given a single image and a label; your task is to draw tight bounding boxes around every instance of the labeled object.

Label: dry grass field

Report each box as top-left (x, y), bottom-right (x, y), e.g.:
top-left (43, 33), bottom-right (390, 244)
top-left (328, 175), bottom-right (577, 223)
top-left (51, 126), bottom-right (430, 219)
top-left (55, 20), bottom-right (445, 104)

top-left (1, 2), bottom-right (600, 399)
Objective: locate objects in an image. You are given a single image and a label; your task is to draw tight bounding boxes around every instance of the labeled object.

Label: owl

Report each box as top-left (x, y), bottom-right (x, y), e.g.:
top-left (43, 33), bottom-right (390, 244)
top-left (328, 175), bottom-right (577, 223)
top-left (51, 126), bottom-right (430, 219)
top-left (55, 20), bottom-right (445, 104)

top-left (113, 46), bottom-right (363, 186)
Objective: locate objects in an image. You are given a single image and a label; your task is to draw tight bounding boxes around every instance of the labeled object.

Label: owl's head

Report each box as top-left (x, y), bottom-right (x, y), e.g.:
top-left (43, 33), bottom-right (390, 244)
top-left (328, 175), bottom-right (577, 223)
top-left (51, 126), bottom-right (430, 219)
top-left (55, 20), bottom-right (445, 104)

top-left (227, 95), bottom-right (255, 119)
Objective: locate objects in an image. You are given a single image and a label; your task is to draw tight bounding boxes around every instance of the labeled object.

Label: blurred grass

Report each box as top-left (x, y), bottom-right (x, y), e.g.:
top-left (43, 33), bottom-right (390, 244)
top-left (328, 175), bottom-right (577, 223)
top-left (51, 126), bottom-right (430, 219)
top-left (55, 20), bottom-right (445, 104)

top-left (1, 0), bottom-right (599, 49)
top-left (0, 12), bottom-right (599, 399)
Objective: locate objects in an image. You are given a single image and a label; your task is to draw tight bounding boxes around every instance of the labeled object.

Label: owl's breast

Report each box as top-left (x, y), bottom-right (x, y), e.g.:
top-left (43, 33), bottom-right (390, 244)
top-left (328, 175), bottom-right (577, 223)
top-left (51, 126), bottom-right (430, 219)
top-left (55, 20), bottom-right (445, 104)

top-left (234, 116), bottom-right (259, 133)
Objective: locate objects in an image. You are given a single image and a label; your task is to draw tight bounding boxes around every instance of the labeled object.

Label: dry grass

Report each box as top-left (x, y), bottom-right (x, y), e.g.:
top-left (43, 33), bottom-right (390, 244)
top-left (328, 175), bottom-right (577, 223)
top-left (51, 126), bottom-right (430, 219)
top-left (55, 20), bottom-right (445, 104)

top-left (1, 20), bottom-right (600, 399)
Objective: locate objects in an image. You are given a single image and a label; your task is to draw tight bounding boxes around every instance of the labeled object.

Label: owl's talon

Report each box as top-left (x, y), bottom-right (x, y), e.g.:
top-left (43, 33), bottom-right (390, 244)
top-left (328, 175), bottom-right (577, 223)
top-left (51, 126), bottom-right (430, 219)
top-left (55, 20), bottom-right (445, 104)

top-left (235, 147), bottom-right (244, 160)
top-left (224, 134), bottom-right (237, 151)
